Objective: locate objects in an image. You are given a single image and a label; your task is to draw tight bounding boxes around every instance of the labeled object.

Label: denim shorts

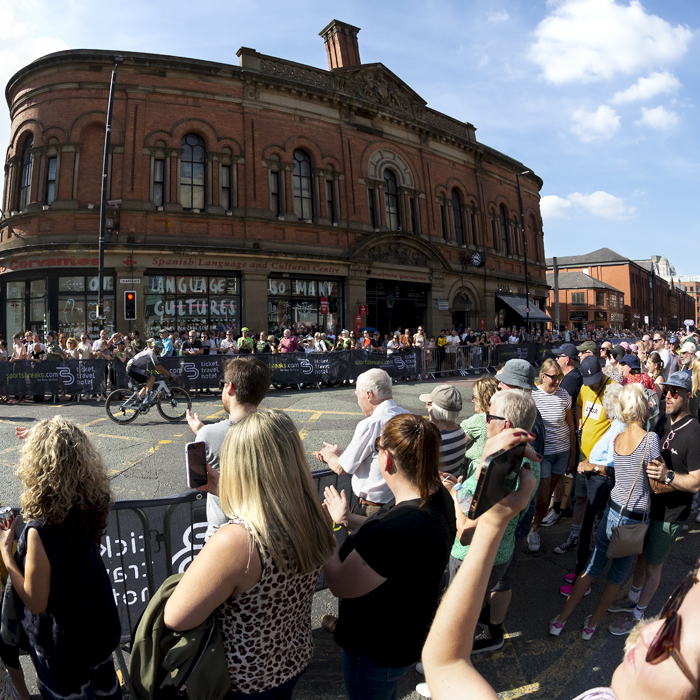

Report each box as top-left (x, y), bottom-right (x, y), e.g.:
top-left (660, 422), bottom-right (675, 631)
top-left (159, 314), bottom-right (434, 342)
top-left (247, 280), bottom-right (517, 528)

top-left (644, 519), bottom-right (685, 566)
top-left (574, 470), bottom-right (611, 507)
top-left (343, 650), bottom-right (412, 700)
top-left (583, 502), bottom-right (644, 585)
top-left (540, 451), bottom-right (569, 479)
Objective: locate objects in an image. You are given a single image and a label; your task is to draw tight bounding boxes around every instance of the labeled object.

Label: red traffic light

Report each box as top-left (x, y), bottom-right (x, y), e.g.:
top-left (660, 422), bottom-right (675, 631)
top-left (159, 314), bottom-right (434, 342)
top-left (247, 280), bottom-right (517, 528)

top-left (126, 293), bottom-right (134, 301)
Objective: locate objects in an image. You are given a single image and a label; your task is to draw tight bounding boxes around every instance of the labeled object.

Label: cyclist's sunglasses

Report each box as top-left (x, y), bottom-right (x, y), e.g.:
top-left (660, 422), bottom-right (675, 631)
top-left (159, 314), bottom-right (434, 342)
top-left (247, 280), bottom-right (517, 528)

top-left (645, 568), bottom-right (699, 689)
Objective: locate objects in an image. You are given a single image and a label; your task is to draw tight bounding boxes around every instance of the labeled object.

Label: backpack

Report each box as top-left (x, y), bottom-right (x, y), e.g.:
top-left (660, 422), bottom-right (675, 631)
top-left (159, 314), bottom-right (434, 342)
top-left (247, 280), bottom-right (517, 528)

top-left (129, 574), bottom-right (231, 700)
top-left (643, 386), bottom-right (661, 434)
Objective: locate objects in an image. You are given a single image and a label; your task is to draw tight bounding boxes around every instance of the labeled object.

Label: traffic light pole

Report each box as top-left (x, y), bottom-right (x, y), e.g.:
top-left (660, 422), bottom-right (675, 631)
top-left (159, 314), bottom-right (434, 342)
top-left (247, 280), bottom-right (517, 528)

top-left (97, 58), bottom-right (123, 330)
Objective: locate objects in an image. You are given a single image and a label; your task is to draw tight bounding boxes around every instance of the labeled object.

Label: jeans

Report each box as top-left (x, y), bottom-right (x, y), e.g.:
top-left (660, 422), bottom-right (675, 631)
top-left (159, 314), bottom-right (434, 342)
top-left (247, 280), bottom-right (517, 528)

top-left (226, 670), bottom-right (304, 699)
top-left (575, 473), bottom-right (612, 577)
top-left (583, 502), bottom-right (642, 584)
top-left (343, 650), bottom-right (412, 700)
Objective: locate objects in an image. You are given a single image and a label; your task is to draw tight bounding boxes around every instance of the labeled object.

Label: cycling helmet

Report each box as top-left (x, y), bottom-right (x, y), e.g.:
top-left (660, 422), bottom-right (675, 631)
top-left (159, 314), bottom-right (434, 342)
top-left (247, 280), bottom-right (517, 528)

top-left (152, 340), bottom-right (165, 350)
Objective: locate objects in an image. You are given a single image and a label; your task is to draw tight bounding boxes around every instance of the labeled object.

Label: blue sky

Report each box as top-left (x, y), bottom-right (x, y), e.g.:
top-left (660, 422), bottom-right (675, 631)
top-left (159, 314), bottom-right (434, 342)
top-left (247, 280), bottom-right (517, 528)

top-left (1, 0), bottom-right (698, 274)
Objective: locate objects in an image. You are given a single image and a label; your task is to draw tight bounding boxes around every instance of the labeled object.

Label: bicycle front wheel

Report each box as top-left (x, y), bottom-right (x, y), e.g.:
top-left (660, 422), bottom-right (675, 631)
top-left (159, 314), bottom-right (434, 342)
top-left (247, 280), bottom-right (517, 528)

top-left (157, 387), bottom-right (191, 421)
top-left (105, 389), bottom-right (140, 424)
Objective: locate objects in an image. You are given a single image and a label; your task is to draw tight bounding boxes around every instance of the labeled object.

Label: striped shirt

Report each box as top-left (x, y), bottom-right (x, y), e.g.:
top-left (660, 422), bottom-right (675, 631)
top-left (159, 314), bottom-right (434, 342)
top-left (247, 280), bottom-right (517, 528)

top-left (439, 426), bottom-right (468, 475)
top-left (572, 689), bottom-right (618, 700)
top-left (610, 432), bottom-right (660, 513)
top-left (533, 386), bottom-right (572, 455)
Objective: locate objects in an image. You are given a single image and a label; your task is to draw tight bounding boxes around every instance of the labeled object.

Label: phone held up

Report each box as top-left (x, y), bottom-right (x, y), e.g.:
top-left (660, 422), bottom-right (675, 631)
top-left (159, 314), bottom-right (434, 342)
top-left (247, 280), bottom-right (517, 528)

top-left (468, 443), bottom-right (527, 520)
top-left (185, 441), bottom-right (208, 489)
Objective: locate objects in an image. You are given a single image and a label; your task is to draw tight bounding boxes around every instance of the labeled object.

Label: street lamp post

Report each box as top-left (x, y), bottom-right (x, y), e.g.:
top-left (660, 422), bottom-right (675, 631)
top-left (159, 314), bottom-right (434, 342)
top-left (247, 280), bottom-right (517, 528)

top-left (97, 57), bottom-right (123, 330)
top-left (516, 170), bottom-right (531, 334)
top-left (464, 295), bottom-right (472, 328)
top-left (385, 291), bottom-right (396, 337)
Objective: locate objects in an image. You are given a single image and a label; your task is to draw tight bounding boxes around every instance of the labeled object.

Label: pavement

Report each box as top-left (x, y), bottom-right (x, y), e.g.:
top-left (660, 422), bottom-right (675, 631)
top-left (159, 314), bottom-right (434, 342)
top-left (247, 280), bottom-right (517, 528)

top-left (1, 376), bottom-right (699, 699)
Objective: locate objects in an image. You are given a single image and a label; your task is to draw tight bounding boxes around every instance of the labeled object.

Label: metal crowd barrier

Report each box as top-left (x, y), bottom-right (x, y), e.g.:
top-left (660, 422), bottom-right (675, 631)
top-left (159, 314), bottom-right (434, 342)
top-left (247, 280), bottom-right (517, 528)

top-left (422, 345), bottom-right (492, 378)
top-left (100, 468), bottom-right (354, 695)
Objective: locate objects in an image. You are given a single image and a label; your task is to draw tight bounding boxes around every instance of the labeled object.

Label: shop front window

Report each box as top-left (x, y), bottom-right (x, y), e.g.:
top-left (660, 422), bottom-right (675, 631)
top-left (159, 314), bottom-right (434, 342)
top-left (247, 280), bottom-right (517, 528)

top-left (5, 281), bottom-right (26, 339)
top-left (144, 274), bottom-right (240, 337)
top-left (58, 274), bottom-right (114, 337)
top-left (267, 277), bottom-right (342, 334)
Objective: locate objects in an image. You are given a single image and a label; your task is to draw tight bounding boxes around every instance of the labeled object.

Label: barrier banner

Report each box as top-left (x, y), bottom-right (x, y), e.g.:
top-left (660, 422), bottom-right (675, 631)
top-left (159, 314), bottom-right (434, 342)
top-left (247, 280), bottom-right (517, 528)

top-left (112, 348), bottom-right (423, 389)
top-left (491, 344), bottom-right (539, 365)
top-left (0, 359), bottom-right (107, 395)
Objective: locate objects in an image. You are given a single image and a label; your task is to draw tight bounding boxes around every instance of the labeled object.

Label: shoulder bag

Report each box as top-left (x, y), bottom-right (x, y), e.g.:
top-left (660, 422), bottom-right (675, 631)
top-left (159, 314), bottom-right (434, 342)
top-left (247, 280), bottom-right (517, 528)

top-left (607, 433), bottom-right (650, 559)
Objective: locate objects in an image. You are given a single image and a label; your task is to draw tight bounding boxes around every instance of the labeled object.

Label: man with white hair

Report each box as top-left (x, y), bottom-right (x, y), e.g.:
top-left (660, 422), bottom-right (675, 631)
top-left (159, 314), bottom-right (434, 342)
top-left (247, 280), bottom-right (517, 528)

top-left (316, 368), bottom-right (410, 634)
top-left (317, 368), bottom-right (410, 517)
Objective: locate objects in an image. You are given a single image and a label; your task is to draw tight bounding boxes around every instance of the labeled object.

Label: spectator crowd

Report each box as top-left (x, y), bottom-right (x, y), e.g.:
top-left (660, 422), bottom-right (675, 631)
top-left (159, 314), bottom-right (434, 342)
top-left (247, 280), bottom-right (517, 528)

top-left (0, 328), bottom-right (699, 699)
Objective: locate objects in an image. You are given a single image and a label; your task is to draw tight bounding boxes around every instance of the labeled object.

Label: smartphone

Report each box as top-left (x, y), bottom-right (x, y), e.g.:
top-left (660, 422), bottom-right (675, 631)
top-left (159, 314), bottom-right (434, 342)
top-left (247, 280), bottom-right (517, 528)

top-left (468, 443), bottom-right (527, 520)
top-left (185, 441), bottom-right (208, 489)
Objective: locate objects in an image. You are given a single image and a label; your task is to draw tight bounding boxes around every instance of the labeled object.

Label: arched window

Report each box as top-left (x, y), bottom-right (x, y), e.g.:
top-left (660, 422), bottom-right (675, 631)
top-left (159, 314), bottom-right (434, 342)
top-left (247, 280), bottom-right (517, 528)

top-left (180, 133), bottom-right (205, 210)
top-left (499, 205), bottom-right (510, 255)
top-left (384, 169), bottom-right (400, 230)
top-left (452, 189), bottom-right (464, 245)
top-left (292, 150), bottom-right (313, 220)
top-left (17, 135), bottom-right (34, 210)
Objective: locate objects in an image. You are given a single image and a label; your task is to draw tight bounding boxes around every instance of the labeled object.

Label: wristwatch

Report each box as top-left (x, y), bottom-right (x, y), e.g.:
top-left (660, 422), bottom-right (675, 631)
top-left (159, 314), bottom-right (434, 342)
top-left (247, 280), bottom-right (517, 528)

top-left (664, 470), bottom-right (675, 485)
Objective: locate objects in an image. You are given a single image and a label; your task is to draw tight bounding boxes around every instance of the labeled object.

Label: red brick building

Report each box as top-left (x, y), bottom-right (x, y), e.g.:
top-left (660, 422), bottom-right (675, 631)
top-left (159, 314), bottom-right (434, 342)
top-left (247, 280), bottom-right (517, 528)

top-left (1, 20), bottom-right (549, 339)
top-left (547, 248), bottom-right (694, 332)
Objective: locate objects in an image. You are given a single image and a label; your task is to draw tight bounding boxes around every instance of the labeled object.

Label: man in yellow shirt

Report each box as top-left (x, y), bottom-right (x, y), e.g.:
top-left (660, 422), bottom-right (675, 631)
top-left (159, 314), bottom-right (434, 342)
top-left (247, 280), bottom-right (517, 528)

top-left (554, 356), bottom-right (615, 569)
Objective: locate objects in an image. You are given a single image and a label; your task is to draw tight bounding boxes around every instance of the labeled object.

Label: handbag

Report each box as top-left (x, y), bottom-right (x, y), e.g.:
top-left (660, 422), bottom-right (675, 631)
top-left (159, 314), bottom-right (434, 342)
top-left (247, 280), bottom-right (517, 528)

top-left (606, 433), bottom-right (650, 559)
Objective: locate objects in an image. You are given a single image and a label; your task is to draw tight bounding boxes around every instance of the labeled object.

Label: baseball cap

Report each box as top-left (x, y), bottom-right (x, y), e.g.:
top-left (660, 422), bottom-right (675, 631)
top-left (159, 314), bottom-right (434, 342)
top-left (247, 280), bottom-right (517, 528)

top-left (159, 328), bottom-right (169, 334)
top-left (576, 341), bottom-right (598, 354)
top-left (680, 341), bottom-right (697, 354)
top-left (620, 354), bottom-right (640, 370)
top-left (580, 356), bottom-right (603, 386)
top-left (661, 371), bottom-right (692, 392)
top-left (419, 384), bottom-right (463, 412)
top-left (241, 327), bottom-right (250, 332)
top-left (497, 359), bottom-right (536, 390)
top-left (553, 343), bottom-right (577, 360)
top-left (611, 345), bottom-right (626, 362)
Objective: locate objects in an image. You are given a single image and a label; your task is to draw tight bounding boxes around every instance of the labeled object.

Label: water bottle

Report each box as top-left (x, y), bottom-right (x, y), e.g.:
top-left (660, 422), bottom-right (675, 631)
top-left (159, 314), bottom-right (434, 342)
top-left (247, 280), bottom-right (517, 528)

top-left (453, 483), bottom-right (473, 512)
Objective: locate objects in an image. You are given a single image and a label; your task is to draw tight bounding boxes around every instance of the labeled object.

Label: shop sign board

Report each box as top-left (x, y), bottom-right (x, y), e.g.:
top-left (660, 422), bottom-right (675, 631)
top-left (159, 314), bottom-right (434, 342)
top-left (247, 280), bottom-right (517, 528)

top-left (320, 298), bottom-right (328, 315)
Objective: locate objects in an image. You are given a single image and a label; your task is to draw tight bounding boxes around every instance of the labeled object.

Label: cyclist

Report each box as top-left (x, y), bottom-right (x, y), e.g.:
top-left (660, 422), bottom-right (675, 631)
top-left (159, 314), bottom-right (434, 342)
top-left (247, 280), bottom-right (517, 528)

top-left (125, 340), bottom-right (171, 408)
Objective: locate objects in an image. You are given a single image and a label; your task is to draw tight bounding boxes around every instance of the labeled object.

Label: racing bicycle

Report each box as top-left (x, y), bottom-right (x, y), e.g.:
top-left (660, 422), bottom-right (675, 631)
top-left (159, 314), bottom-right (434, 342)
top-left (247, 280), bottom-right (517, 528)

top-left (105, 378), bottom-right (191, 424)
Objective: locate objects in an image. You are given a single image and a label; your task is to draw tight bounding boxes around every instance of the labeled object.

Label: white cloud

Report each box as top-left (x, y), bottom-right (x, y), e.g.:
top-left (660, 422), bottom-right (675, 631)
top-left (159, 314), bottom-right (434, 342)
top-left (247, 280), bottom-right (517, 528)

top-left (541, 195), bottom-right (573, 219)
top-left (611, 71), bottom-right (681, 104)
top-left (487, 11), bottom-right (509, 22)
top-left (529, 0), bottom-right (693, 85)
top-left (570, 105), bottom-right (620, 142)
top-left (634, 105), bottom-right (679, 130)
top-left (568, 191), bottom-right (634, 219)
top-left (542, 191), bottom-right (634, 221)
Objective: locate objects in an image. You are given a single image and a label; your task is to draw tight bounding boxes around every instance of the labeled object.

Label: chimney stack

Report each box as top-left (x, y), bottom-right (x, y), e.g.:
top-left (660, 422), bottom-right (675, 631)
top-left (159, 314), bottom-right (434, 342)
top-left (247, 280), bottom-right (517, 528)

top-left (320, 20), bottom-right (361, 70)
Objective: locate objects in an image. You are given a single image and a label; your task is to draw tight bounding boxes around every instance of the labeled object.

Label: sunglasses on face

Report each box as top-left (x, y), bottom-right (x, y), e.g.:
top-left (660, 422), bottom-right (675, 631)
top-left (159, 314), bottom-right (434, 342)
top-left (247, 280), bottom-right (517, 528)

top-left (374, 436), bottom-right (384, 452)
top-left (543, 373), bottom-right (562, 382)
top-left (486, 413), bottom-right (506, 424)
top-left (645, 569), bottom-right (699, 689)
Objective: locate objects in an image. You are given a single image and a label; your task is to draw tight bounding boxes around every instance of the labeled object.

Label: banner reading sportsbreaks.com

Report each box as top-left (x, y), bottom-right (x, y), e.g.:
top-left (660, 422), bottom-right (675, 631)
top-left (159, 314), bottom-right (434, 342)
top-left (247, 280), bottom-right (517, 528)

top-left (112, 349), bottom-right (424, 390)
top-left (0, 359), bottom-right (108, 394)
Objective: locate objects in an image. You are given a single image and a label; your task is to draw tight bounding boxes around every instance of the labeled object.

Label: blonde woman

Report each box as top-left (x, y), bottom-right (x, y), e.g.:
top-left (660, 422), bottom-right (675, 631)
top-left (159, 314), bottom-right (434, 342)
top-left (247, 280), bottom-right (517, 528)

top-left (164, 410), bottom-right (336, 698)
top-left (550, 384), bottom-right (661, 641)
top-left (528, 358), bottom-right (576, 551)
top-left (0, 417), bottom-right (121, 697)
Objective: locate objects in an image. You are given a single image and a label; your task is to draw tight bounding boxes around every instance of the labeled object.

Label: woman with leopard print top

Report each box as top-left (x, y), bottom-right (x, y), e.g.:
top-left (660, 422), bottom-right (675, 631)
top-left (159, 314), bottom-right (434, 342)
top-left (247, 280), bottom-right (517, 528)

top-left (164, 410), bottom-right (336, 698)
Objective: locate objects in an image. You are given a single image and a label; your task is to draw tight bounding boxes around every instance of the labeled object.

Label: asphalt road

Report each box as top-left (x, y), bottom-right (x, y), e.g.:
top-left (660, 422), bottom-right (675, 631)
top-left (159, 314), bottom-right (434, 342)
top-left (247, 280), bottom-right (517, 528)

top-left (1, 379), bottom-right (699, 700)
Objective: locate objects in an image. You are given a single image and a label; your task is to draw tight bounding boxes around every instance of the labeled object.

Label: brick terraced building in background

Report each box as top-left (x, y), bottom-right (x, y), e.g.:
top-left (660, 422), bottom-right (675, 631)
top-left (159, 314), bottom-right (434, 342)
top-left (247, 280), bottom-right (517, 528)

top-left (1, 19), bottom-right (549, 340)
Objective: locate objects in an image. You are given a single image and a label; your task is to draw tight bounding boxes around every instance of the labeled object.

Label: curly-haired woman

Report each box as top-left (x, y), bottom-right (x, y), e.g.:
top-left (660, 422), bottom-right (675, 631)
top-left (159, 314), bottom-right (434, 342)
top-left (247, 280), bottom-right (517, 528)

top-left (0, 416), bottom-right (121, 698)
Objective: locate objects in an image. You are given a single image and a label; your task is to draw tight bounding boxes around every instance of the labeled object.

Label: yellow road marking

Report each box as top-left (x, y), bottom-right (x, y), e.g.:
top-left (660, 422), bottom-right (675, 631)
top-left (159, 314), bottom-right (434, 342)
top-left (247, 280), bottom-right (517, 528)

top-left (88, 433), bottom-right (150, 441)
top-left (205, 409), bottom-right (227, 420)
top-left (308, 412), bottom-right (323, 421)
top-left (81, 417), bottom-right (108, 428)
top-left (284, 408), bottom-right (363, 416)
top-left (0, 446), bottom-right (20, 455)
top-left (159, 440), bottom-right (172, 445)
top-left (298, 428), bottom-right (309, 441)
top-left (498, 683), bottom-right (540, 699)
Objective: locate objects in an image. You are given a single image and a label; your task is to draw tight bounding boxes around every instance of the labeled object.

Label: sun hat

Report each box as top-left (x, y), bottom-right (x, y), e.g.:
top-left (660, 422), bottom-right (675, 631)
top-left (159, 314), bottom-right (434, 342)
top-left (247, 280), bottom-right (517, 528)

top-left (418, 384), bottom-right (463, 412)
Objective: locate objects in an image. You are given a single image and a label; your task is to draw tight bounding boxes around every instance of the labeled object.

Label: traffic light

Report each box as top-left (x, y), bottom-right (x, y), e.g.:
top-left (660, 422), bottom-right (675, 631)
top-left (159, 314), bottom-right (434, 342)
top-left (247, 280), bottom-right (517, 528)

top-left (124, 291), bottom-right (137, 320)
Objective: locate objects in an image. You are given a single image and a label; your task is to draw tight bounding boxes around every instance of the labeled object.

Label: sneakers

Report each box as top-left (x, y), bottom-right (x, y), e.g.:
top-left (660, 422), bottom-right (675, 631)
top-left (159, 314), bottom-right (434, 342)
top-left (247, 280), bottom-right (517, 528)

top-left (608, 598), bottom-right (636, 613)
top-left (416, 682), bottom-right (432, 698)
top-left (471, 628), bottom-right (504, 654)
top-left (560, 583), bottom-right (591, 597)
top-left (321, 614), bottom-right (338, 634)
top-left (527, 531), bottom-right (541, 552)
top-left (549, 616), bottom-right (566, 636)
top-left (609, 612), bottom-right (638, 636)
top-left (416, 661), bottom-right (424, 675)
top-left (541, 510), bottom-right (562, 527)
top-left (582, 615), bottom-right (597, 641)
top-left (564, 573), bottom-right (576, 584)
top-left (554, 534), bottom-right (579, 554)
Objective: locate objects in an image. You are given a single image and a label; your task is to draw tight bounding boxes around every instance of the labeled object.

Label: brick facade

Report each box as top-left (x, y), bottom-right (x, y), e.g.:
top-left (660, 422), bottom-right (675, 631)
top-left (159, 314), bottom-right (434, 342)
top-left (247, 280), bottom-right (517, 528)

top-left (1, 21), bottom-right (548, 339)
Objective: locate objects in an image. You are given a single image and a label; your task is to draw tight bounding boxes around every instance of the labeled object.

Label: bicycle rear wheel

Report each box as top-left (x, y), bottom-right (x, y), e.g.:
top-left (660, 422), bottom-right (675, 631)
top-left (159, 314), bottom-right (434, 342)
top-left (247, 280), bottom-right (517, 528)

top-left (157, 387), bottom-right (191, 421)
top-left (105, 389), bottom-right (140, 424)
